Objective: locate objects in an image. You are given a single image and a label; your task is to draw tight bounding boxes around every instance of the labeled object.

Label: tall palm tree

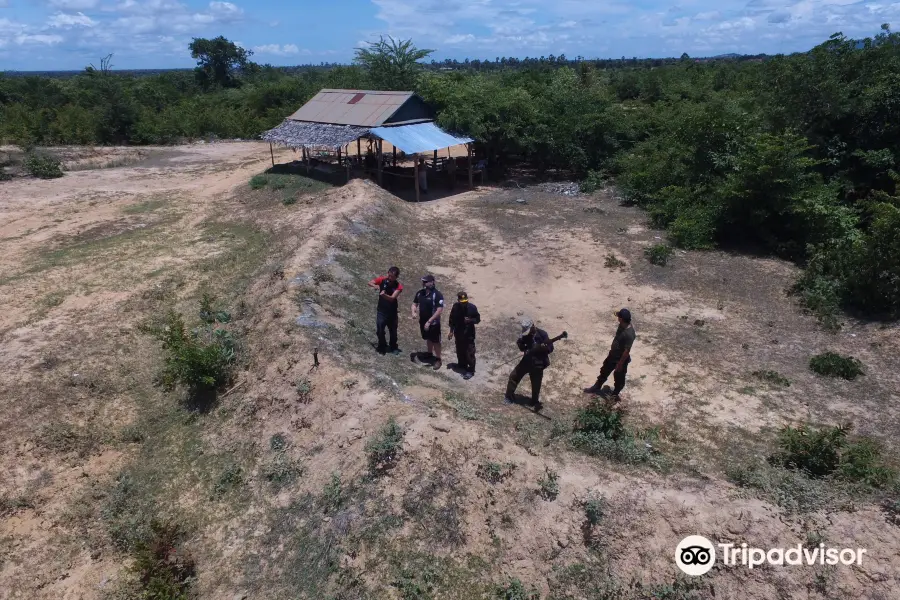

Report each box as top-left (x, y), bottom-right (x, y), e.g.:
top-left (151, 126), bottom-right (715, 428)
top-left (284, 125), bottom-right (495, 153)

top-left (354, 36), bottom-right (434, 91)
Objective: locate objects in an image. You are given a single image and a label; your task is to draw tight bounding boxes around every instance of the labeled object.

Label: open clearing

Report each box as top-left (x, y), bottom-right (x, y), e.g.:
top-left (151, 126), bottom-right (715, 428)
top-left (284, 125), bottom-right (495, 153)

top-left (1, 142), bottom-right (898, 599)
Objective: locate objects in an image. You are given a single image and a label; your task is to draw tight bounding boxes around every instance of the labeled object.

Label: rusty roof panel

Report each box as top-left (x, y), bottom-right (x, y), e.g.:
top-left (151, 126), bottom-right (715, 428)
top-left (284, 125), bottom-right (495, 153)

top-left (287, 89), bottom-right (416, 126)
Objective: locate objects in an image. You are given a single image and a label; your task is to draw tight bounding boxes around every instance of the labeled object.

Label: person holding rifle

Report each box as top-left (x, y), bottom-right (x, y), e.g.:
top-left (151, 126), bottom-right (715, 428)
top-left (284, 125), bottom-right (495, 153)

top-left (504, 317), bottom-right (558, 411)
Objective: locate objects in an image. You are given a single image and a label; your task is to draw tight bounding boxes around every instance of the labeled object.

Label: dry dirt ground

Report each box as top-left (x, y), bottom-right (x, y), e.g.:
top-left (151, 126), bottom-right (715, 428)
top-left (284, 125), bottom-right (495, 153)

top-left (1, 142), bottom-right (899, 600)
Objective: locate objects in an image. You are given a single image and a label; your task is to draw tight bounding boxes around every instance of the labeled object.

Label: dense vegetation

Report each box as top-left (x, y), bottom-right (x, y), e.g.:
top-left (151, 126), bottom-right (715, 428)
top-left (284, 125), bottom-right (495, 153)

top-left (2, 29), bottom-right (899, 324)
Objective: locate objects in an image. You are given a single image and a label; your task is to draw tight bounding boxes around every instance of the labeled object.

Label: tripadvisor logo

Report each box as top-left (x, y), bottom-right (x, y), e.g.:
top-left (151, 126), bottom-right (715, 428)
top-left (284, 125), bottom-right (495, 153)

top-left (675, 535), bottom-right (867, 576)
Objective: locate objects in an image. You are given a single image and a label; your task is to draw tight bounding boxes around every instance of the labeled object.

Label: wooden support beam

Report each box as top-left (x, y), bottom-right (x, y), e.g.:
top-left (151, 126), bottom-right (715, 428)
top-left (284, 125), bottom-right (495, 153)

top-left (392, 146), bottom-right (397, 167)
top-left (467, 143), bottom-right (474, 189)
top-left (357, 138), bottom-right (361, 164)
top-left (337, 146), bottom-right (342, 166)
top-left (433, 149), bottom-right (438, 168)
top-left (377, 139), bottom-right (383, 186)
top-left (269, 142), bottom-right (275, 168)
top-left (414, 155), bottom-right (420, 203)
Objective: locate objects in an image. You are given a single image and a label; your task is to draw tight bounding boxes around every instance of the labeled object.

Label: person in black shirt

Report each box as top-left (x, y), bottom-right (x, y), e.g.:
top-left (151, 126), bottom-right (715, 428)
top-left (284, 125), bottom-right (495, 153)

top-left (447, 291), bottom-right (481, 379)
top-left (504, 316), bottom-right (554, 411)
top-left (367, 266), bottom-right (403, 355)
top-left (411, 274), bottom-right (445, 369)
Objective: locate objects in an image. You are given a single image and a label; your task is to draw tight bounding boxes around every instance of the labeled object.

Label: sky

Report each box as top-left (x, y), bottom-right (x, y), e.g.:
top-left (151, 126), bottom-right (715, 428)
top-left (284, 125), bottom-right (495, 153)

top-left (0, 0), bottom-right (896, 71)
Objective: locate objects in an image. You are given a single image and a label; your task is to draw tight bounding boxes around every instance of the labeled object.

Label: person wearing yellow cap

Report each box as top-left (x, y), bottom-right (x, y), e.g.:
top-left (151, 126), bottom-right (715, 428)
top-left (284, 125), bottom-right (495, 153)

top-left (447, 291), bottom-right (481, 380)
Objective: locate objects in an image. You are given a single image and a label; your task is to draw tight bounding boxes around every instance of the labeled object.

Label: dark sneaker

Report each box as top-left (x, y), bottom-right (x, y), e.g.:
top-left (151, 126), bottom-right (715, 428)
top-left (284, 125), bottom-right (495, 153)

top-left (390, 348), bottom-right (402, 356)
top-left (432, 359), bottom-right (442, 371)
top-left (447, 362), bottom-right (458, 369)
top-left (533, 401), bottom-right (544, 412)
top-left (503, 395), bottom-right (514, 404)
top-left (608, 394), bottom-right (621, 403)
top-left (410, 352), bottom-right (417, 363)
top-left (463, 372), bottom-right (473, 380)
top-left (376, 347), bottom-right (387, 355)
top-left (583, 384), bottom-right (603, 395)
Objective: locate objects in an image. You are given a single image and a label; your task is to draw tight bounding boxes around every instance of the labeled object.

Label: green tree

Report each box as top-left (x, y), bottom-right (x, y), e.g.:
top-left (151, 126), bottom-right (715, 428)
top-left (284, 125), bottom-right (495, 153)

top-left (353, 36), bottom-right (433, 90)
top-left (189, 36), bottom-right (254, 88)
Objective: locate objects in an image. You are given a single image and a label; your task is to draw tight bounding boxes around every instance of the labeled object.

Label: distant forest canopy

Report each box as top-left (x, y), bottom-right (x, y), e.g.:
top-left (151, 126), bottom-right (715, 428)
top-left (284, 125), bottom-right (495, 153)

top-left (1, 28), bottom-right (899, 324)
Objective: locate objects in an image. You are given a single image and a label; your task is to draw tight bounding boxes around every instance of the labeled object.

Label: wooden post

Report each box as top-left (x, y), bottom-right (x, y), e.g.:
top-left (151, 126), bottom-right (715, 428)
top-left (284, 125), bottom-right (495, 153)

top-left (433, 149), bottom-right (438, 169)
top-left (337, 146), bottom-right (342, 166)
top-left (414, 155), bottom-right (420, 203)
top-left (304, 147), bottom-right (310, 174)
top-left (377, 139), bottom-right (383, 186)
top-left (357, 138), bottom-right (361, 164)
top-left (269, 142), bottom-right (275, 168)
top-left (467, 143), bottom-right (474, 189)
top-left (392, 146), bottom-right (397, 167)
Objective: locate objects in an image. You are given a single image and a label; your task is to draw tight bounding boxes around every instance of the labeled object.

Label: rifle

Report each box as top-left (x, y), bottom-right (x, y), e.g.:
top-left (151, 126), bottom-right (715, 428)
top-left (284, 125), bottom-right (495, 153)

top-left (495, 331), bottom-right (569, 369)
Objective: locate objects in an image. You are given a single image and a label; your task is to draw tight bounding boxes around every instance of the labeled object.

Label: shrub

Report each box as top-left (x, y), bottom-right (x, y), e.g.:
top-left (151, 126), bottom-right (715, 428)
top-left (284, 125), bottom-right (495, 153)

top-left (644, 243), bottom-right (673, 266)
top-left (131, 521), bottom-right (196, 600)
top-left (751, 370), bottom-right (790, 387)
top-left (24, 152), bottom-right (64, 179)
top-left (538, 467), bottom-right (560, 501)
top-left (213, 463), bottom-right (244, 497)
top-left (570, 401), bottom-right (658, 465)
top-left (809, 352), bottom-right (864, 380)
top-left (771, 423), bottom-right (895, 487)
top-left (604, 253), bottom-right (626, 269)
top-left (270, 433), bottom-right (288, 452)
top-left (143, 309), bottom-right (235, 394)
top-left (583, 494), bottom-right (606, 527)
top-left (579, 170), bottom-right (606, 194)
top-left (296, 377), bottom-right (313, 403)
top-left (366, 417), bottom-right (405, 474)
top-left (495, 578), bottom-right (540, 600)
top-left (249, 174), bottom-right (268, 189)
top-left (264, 456), bottom-right (303, 490)
top-left (477, 461), bottom-right (516, 484)
top-left (323, 472), bottom-right (344, 513)
top-left (282, 194), bottom-right (297, 206)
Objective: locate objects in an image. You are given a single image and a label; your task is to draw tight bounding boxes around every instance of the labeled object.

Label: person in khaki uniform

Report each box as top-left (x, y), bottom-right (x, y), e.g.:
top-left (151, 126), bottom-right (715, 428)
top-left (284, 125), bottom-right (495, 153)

top-left (583, 308), bottom-right (635, 401)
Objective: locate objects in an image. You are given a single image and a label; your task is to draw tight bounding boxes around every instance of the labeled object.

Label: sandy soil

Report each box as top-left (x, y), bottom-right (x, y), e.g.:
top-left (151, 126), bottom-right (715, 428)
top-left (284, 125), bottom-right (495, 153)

top-left (1, 142), bottom-right (898, 600)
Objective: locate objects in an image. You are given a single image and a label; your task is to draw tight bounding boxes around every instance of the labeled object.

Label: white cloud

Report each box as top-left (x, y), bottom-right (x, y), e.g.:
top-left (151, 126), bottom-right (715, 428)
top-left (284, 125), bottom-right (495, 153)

top-left (48, 12), bottom-right (97, 28)
top-left (253, 43), bottom-right (309, 56)
top-left (16, 34), bottom-right (65, 45)
top-left (48, 0), bottom-right (100, 8)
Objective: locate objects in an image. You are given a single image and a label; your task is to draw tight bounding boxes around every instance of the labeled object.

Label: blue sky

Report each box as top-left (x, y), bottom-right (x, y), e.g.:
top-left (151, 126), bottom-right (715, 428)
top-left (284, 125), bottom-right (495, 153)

top-left (0, 0), bottom-right (896, 70)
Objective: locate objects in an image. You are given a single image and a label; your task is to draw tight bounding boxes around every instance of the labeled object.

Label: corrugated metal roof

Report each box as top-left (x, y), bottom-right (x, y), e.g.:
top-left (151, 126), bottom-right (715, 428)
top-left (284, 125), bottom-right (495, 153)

top-left (370, 122), bottom-right (473, 154)
top-left (287, 89), bottom-right (415, 127)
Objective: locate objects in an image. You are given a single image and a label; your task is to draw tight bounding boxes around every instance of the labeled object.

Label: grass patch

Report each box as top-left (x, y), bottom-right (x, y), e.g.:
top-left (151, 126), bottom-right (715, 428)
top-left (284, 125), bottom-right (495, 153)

top-left (538, 467), bottom-right (560, 501)
top-left (751, 369), bottom-right (790, 387)
top-left (444, 391), bottom-right (479, 421)
top-left (366, 417), bottom-right (405, 475)
top-left (213, 462), bottom-right (244, 497)
top-left (401, 444), bottom-right (468, 548)
top-left (249, 172), bottom-right (332, 198)
top-left (123, 199), bottom-right (166, 214)
top-left (476, 461), bottom-right (516, 484)
top-left (495, 578), bottom-right (540, 600)
top-left (39, 421), bottom-right (104, 457)
top-left (809, 352), bottom-right (864, 380)
top-left (644, 243), bottom-right (673, 266)
top-left (130, 521), bottom-right (196, 600)
top-left (569, 400), bottom-right (662, 467)
top-left (547, 561), bottom-right (704, 600)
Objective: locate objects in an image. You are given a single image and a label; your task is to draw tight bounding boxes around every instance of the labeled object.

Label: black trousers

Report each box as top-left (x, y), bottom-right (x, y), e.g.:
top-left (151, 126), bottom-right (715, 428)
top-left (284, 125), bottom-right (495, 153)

top-left (596, 355), bottom-right (629, 394)
top-left (376, 312), bottom-right (398, 351)
top-left (506, 360), bottom-right (544, 404)
top-left (454, 336), bottom-right (476, 373)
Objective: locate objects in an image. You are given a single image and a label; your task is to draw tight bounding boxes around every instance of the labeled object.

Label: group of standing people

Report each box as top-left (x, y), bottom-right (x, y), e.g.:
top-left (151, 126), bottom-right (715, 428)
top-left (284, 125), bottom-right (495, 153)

top-left (368, 267), bottom-right (636, 412)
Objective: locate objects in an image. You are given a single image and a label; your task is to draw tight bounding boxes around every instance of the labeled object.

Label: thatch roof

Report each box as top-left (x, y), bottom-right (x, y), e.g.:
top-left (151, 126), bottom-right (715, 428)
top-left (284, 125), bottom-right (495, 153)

top-left (262, 120), bottom-right (370, 150)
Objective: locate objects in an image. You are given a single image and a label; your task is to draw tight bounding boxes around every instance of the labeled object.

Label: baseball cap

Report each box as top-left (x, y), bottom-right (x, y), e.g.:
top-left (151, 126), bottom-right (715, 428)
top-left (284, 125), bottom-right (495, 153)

top-left (421, 274), bottom-right (435, 283)
top-left (615, 308), bottom-right (632, 322)
top-left (520, 316), bottom-right (534, 333)
top-left (457, 291), bottom-right (468, 302)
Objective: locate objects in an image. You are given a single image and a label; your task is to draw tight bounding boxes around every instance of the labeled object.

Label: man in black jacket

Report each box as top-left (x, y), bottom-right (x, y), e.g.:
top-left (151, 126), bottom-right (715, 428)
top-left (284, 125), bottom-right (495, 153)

top-left (411, 274), bottom-right (445, 370)
top-left (367, 266), bottom-right (403, 355)
top-left (447, 291), bottom-right (481, 380)
top-left (504, 316), bottom-right (554, 411)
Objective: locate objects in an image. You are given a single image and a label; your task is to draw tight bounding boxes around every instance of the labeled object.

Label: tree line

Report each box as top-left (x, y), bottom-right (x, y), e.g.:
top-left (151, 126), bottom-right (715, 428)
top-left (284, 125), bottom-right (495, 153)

top-left (1, 31), bottom-right (898, 324)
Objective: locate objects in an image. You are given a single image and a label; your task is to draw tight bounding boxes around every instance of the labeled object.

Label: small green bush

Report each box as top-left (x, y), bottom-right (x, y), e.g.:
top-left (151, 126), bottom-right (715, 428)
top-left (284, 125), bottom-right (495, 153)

top-left (323, 472), bottom-right (344, 513)
top-left (583, 494), bottom-right (606, 527)
top-left (771, 423), bottom-right (895, 487)
top-left (24, 152), bottom-right (64, 179)
top-left (142, 305), bottom-right (236, 394)
top-left (270, 433), bottom-right (288, 452)
top-left (570, 400), bottom-right (659, 465)
top-left (644, 243), bottom-right (674, 266)
top-left (249, 174), bottom-right (268, 189)
top-left (604, 253), bottom-right (626, 269)
top-left (477, 461), bottom-right (516, 484)
top-left (214, 463), bottom-right (244, 497)
top-left (366, 417), bottom-right (405, 474)
top-left (809, 352), bottom-right (864, 380)
top-left (580, 170), bottom-right (606, 194)
top-left (538, 467), bottom-right (560, 501)
top-left (282, 194), bottom-right (297, 206)
top-left (495, 578), bottom-right (540, 600)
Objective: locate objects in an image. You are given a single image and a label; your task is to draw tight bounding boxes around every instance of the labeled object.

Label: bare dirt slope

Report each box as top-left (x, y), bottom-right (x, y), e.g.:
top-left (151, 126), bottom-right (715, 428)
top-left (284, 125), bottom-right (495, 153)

top-left (1, 143), bottom-right (898, 600)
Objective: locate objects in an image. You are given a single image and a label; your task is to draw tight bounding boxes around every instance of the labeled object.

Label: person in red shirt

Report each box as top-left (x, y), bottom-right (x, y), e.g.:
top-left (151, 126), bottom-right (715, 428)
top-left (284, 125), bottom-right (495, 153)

top-left (367, 266), bottom-right (403, 354)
